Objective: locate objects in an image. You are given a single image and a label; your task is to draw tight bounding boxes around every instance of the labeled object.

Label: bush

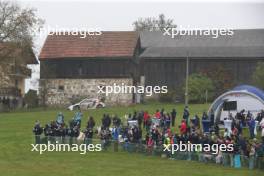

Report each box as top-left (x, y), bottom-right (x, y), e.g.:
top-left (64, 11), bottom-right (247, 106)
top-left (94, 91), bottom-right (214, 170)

top-left (159, 89), bottom-right (177, 102)
top-left (24, 89), bottom-right (38, 108)
top-left (184, 73), bottom-right (215, 103)
top-left (252, 62), bottom-right (264, 89)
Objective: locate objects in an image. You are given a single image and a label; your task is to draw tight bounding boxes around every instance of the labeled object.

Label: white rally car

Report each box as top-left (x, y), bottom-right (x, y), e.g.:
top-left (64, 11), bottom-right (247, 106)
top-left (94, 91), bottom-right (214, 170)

top-left (67, 98), bottom-right (105, 111)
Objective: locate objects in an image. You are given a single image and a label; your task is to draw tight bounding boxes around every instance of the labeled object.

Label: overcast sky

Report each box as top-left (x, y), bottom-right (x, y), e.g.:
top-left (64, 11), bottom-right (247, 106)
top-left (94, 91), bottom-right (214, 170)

top-left (17, 0), bottom-right (264, 92)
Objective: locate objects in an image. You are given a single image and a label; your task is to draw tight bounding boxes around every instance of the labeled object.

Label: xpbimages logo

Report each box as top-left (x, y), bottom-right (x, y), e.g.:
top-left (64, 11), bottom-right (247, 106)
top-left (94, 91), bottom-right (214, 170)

top-left (97, 83), bottom-right (168, 96)
top-left (163, 141), bottom-right (234, 155)
top-left (31, 141), bottom-right (102, 154)
top-left (163, 25), bottom-right (234, 39)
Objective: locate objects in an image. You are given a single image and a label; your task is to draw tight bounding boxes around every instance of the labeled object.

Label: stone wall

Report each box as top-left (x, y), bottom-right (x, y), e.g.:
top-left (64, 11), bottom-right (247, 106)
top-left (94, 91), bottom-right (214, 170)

top-left (39, 78), bottom-right (134, 106)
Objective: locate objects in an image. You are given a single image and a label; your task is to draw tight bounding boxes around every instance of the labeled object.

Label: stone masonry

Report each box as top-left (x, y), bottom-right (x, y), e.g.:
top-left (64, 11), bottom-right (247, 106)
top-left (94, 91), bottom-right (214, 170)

top-left (39, 78), bottom-right (134, 107)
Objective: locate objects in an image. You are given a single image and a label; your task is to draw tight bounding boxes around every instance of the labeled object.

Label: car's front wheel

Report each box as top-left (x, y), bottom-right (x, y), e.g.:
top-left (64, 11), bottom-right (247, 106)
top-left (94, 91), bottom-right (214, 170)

top-left (74, 105), bottom-right (80, 110)
top-left (96, 104), bottom-right (103, 108)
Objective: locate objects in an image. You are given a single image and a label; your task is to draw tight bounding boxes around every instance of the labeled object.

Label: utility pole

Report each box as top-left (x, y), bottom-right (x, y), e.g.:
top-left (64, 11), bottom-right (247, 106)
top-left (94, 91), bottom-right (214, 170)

top-left (185, 53), bottom-right (189, 106)
top-left (205, 89), bottom-right (208, 104)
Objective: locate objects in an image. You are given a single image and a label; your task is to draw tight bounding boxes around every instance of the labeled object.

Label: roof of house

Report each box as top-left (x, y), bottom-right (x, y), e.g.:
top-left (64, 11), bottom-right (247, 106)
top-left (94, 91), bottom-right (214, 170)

top-left (0, 43), bottom-right (37, 64)
top-left (39, 31), bottom-right (139, 60)
top-left (140, 29), bottom-right (264, 58)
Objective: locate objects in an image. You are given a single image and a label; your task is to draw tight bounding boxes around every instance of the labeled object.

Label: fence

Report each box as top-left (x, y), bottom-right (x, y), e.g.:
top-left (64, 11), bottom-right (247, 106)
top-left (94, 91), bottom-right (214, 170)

top-left (32, 135), bottom-right (264, 171)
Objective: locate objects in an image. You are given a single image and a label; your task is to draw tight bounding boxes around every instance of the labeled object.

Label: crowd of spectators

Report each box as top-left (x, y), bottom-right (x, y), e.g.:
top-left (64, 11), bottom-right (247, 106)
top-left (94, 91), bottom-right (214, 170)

top-left (0, 97), bottom-right (19, 110)
top-left (33, 107), bottom-right (264, 169)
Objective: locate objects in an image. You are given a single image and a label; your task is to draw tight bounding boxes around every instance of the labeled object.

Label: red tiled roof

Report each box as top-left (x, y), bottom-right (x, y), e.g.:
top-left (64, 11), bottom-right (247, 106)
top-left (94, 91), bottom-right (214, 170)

top-left (39, 31), bottom-right (139, 60)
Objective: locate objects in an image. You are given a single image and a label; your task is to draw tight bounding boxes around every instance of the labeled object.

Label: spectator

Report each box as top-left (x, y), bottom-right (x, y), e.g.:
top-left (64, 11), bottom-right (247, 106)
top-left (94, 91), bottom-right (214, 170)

top-left (171, 108), bottom-right (177, 127)
top-left (248, 117), bottom-right (256, 139)
top-left (260, 117), bottom-right (264, 142)
top-left (155, 109), bottom-right (161, 119)
top-left (87, 116), bottom-right (95, 129)
top-left (83, 127), bottom-right (93, 145)
top-left (147, 137), bottom-right (154, 154)
top-left (183, 106), bottom-right (190, 125)
top-left (137, 110), bottom-right (144, 129)
top-left (165, 113), bottom-right (171, 128)
top-left (202, 112), bottom-right (208, 120)
top-left (143, 111), bottom-right (150, 130)
top-left (112, 127), bottom-right (120, 152)
top-left (32, 121), bottom-right (43, 144)
top-left (180, 120), bottom-right (187, 135)
top-left (113, 115), bottom-right (121, 127)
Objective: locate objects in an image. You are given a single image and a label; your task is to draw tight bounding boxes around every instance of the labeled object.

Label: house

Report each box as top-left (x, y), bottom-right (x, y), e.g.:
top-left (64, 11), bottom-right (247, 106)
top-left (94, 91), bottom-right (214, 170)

top-left (39, 29), bottom-right (264, 106)
top-left (0, 43), bottom-right (37, 109)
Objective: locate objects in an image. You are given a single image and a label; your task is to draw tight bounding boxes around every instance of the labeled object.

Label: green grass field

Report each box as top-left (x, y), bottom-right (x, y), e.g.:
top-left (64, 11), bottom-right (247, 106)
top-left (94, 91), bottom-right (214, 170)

top-left (0, 103), bottom-right (263, 176)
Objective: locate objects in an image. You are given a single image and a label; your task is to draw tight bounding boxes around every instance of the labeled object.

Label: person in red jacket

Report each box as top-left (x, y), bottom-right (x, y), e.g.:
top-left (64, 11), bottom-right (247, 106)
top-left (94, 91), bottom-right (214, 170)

top-left (155, 109), bottom-right (161, 119)
top-left (147, 137), bottom-right (154, 155)
top-left (143, 111), bottom-right (150, 129)
top-left (180, 120), bottom-right (187, 135)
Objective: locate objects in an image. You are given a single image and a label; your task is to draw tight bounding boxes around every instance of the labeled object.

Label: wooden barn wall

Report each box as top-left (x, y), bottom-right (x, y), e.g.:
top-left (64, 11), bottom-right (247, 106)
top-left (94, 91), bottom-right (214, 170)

top-left (40, 57), bottom-right (263, 89)
top-left (40, 59), bottom-right (138, 79)
top-left (140, 59), bottom-right (186, 88)
top-left (141, 58), bottom-right (264, 89)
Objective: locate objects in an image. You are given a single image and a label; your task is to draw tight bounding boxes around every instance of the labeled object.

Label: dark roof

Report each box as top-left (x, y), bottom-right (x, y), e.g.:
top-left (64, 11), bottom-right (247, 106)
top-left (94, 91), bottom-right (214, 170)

top-left (140, 29), bottom-right (264, 58)
top-left (39, 31), bottom-right (139, 60)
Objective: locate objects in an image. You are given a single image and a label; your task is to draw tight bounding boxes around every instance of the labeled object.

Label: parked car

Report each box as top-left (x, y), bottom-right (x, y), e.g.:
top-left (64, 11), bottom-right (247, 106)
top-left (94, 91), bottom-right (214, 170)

top-left (67, 98), bottom-right (105, 111)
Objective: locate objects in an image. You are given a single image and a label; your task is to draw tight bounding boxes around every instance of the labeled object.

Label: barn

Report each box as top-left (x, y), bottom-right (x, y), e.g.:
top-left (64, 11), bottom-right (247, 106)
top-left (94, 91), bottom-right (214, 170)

top-left (139, 29), bottom-right (264, 90)
top-left (39, 31), bottom-right (140, 106)
top-left (39, 29), bottom-right (264, 106)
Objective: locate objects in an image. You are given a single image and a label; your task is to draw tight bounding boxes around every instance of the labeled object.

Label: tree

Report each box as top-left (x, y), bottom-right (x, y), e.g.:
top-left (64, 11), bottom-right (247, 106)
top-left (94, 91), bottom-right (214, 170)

top-left (200, 65), bottom-right (234, 96)
top-left (184, 73), bottom-right (215, 103)
top-left (252, 62), bottom-right (264, 89)
top-left (24, 89), bottom-right (38, 108)
top-left (39, 79), bottom-right (48, 108)
top-left (133, 14), bottom-right (176, 31)
top-left (0, 1), bottom-right (43, 62)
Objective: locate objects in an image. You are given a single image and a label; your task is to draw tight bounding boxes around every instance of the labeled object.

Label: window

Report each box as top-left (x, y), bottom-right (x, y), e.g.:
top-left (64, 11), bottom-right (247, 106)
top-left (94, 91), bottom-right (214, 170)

top-left (78, 63), bottom-right (83, 75)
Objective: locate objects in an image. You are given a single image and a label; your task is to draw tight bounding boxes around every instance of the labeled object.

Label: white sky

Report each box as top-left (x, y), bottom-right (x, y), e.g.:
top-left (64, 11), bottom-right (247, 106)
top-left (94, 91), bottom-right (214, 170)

top-left (17, 0), bottom-right (264, 92)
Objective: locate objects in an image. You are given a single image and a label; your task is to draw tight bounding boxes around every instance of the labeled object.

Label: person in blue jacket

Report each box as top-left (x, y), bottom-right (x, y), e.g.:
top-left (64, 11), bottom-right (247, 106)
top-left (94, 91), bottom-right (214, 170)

top-left (248, 117), bottom-right (256, 139)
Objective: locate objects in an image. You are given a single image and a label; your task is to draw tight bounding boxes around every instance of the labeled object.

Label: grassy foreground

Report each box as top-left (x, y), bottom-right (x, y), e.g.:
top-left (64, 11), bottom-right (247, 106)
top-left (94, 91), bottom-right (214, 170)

top-left (0, 103), bottom-right (262, 176)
